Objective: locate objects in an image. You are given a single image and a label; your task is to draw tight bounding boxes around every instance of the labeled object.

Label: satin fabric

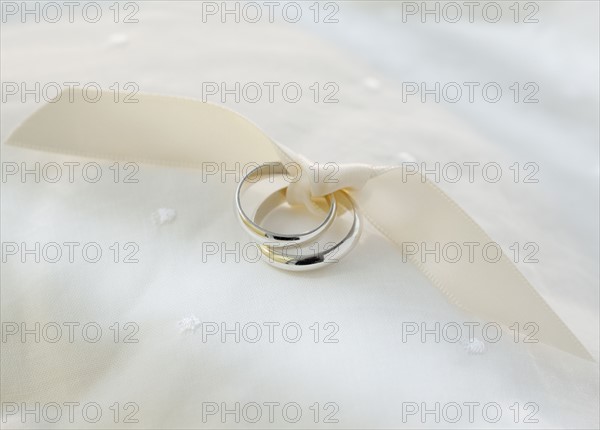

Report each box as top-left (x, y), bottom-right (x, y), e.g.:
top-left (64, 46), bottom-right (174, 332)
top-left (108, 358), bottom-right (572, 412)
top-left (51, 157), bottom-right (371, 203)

top-left (5, 92), bottom-right (590, 359)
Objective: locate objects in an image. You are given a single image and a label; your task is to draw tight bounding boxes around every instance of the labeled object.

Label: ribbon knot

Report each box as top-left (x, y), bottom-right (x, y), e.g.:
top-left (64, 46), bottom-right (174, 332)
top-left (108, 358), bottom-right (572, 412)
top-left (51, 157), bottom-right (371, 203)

top-left (275, 144), bottom-right (392, 210)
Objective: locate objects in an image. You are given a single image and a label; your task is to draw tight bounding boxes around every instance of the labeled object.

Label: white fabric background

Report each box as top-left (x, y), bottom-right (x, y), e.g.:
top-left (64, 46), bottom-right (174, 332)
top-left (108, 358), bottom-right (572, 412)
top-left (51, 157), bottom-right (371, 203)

top-left (1, 1), bottom-right (598, 428)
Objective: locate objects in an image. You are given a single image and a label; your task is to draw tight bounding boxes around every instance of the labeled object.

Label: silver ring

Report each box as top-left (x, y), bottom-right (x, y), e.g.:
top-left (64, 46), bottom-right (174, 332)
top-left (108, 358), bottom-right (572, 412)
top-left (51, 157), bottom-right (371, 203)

top-left (236, 162), bottom-right (336, 246)
top-left (254, 190), bottom-right (362, 271)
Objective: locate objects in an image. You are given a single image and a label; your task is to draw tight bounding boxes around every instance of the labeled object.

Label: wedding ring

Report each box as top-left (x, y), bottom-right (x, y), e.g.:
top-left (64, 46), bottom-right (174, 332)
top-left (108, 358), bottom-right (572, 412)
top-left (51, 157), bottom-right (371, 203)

top-left (236, 162), bottom-right (336, 246)
top-left (254, 190), bottom-right (361, 271)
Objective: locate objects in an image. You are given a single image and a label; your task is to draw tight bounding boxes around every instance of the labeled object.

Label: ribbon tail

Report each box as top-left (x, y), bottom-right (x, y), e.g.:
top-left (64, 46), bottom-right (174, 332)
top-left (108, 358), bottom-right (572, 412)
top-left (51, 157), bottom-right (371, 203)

top-left (5, 90), bottom-right (279, 166)
top-left (353, 169), bottom-right (593, 360)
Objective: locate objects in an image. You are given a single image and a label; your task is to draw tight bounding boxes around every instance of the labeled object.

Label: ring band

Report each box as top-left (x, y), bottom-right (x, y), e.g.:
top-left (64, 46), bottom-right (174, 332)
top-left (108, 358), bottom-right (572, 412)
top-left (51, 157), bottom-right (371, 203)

top-left (236, 162), bottom-right (337, 246)
top-left (254, 189), bottom-right (361, 271)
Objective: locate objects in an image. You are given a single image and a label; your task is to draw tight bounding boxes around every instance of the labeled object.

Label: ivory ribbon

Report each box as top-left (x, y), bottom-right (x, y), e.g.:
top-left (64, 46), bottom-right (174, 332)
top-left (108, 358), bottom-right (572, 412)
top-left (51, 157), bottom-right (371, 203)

top-left (5, 91), bottom-right (592, 360)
